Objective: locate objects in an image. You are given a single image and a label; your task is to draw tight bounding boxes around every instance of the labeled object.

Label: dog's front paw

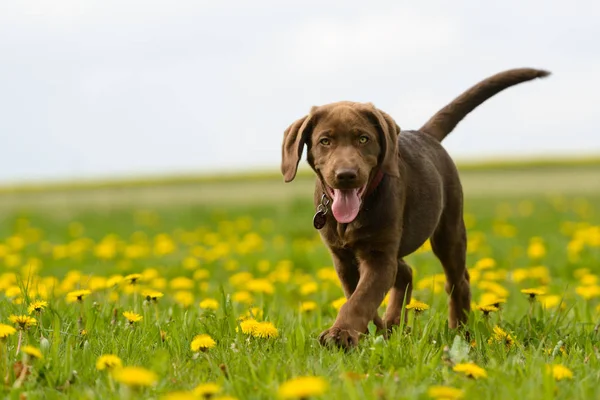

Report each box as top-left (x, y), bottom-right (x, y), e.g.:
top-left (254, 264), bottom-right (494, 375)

top-left (318, 326), bottom-right (360, 349)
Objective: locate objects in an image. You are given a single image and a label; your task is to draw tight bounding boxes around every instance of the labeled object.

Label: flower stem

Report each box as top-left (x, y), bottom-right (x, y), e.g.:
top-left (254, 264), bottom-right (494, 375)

top-left (2, 342), bottom-right (9, 385)
top-left (108, 372), bottom-right (115, 392)
top-left (38, 312), bottom-right (45, 340)
top-left (78, 301), bottom-right (85, 332)
top-left (154, 302), bottom-right (160, 324)
top-left (15, 330), bottom-right (23, 355)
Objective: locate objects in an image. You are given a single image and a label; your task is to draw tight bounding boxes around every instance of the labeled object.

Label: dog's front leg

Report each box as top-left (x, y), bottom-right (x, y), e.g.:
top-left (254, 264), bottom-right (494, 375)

top-left (330, 247), bottom-right (359, 298)
top-left (319, 249), bottom-right (397, 349)
top-left (329, 247), bottom-right (387, 332)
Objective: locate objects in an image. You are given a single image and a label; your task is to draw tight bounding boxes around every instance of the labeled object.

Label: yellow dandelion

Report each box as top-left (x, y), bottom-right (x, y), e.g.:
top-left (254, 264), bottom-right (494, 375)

top-left (477, 281), bottom-right (509, 298)
top-left (452, 363), bottom-right (487, 379)
top-left (575, 285), bottom-right (600, 300)
top-left (124, 273), bottom-right (143, 285)
top-left (191, 334), bottom-right (216, 352)
top-left (0, 323), bottom-right (17, 339)
top-left (269, 264), bottom-right (292, 283)
top-left (193, 383), bottom-right (221, 398)
top-left (151, 277), bottom-right (167, 290)
top-left (511, 268), bottom-right (529, 283)
top-left (521, 288), bottom-right (545, 299)
top-left (317, 267), bottom-right (339, 283)
top-left (331, 297), bottom-right (347, 311)
top-left (229, 272), bottom-right (254, 288)
top-left (239, 318), bottom-right (260, 335)
top-left (199, 298), bottom-right (219, 311)
top-left (299, 301), bottom-right (318, 312)
top-left (232, 291), bottom-right (253, 305)
top-left (246, 279), bottom-right (274, 295)
top-left (174, 291), bottom-right (195, 307)
top-left (539, 295), bottom-right (564, 309)
top-left (579, 273), bottom-right (598, 285)
top-left (487, 326), bottom-right (516, 348)
top-left (476, 304), bottom-right (498, 316)
top-left (527, 238), bottom-right (546, 259)
top-left (161, 391), bottom-right (197, 400)
top-left (406, 299), bottom-right (430, 313)
top-left (66, 289), bottom-right (91, 303)
top-left (548, 364), bottom-right (573, 381)
top-left (193, 268), bottom-right (210, 280)
top-left (5, 286), bottom-right (21, 299)
top-left (482, 270), bottom-right (507, 281)
top-left (142, 290), bottom-right (164, 302)
top-left (528, 266), bottom-right (551, 284)
top-left (474, 257), bottom-right (496, 270)
top-left (299, 282), bottom-right (318, 296)
top-left (27, 300), bottom-right (48, 314)
top-left (253, 321), bottom-right (279, 339)
top-left (21, 345), bottom-right (43, 360)
top-left (112, 366), bottom-right (158, 387)
top-left (96, 354), bottom-right (123, 371)
top-left (478, 293), bottom-right (507, 308)
top-left (169, 276), bottom-right (195, 290)
top-left (381, 292), bottom-right (391, 306)
top-left (427, 385), bottom-right (464, 400)
top-left (9, 315), bottom-right (37, 330)
top-left (199, 282), bottom-right (210, 292)
top-left (123, 311), bottom-right (143, 324)
top-left (106, 275), bottom-right (124, 288)
top-left (278, 376), bottom-right (328, 399)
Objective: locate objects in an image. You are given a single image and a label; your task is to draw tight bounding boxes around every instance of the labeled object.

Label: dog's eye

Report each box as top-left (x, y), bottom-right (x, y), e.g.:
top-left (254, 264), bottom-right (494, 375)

top-left (358, 136), bottom-right (369, 144)
top-left (319, 138), bottom-right (331, 146)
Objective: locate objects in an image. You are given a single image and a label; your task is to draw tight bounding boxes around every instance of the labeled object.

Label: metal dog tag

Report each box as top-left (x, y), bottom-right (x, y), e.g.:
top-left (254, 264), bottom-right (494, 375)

top-left (313, 194), bottom-right (330, 230)
top-left (313, 210), bottom-right (327, 230)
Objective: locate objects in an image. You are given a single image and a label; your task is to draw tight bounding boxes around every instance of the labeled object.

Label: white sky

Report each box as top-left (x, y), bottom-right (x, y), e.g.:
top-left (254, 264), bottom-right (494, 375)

top-left (1, 0), bottom-right (599, 183)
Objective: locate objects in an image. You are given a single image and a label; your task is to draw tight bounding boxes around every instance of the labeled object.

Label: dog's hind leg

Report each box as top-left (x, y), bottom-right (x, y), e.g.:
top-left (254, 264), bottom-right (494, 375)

top-left (430, 206), bottom-right (471, 329)
top-left (382, 259), bottom-right (413, 329)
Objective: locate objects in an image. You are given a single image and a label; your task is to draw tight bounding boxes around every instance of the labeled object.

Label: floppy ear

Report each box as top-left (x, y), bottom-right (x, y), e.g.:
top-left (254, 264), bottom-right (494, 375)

top-left (281, 113), bottom-right (314, 182)
top-left (363, 104), bottom-right (401, 177)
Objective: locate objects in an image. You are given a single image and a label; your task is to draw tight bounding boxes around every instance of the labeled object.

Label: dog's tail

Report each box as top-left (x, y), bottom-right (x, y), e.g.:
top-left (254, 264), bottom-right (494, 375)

top-left (419, 68), bottom-right (550, 142)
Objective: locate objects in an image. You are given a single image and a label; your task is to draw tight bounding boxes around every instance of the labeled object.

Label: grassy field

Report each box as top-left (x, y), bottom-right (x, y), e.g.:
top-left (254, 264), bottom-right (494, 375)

top-left (1, 163), bottom-right (600, 399)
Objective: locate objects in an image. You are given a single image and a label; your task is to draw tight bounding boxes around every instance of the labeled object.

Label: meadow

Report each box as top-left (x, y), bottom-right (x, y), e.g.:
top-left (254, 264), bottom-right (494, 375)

top-left (0, 161), bottom-right (599, 399)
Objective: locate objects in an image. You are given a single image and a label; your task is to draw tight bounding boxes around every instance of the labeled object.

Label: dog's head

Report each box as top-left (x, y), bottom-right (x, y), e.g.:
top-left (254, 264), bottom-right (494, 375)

top-left (281, 101), bottom-right (400, 223)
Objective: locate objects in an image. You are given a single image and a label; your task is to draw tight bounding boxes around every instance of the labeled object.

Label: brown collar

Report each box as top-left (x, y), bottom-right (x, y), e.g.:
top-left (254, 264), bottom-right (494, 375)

top-left (365, 169), bottom-right (385, 196)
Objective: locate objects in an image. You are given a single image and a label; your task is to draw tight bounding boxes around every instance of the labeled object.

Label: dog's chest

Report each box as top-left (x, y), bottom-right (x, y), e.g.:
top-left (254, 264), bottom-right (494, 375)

top-left (320, 219), bottom-right (365, 249)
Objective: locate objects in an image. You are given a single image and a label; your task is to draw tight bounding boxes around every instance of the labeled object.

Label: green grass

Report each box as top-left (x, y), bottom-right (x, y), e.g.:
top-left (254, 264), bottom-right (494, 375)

top-left (1, 154), bottom-right (600, 195)
top-left (0, 171), bottom-right (600, 399)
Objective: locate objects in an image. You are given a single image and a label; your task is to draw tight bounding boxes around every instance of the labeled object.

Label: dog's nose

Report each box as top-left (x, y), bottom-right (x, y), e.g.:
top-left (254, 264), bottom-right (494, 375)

top-left (336, 168), bottom-right (358, 183)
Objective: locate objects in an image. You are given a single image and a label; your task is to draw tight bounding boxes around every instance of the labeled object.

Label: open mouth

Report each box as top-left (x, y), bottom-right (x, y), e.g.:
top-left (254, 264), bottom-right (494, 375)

top-left (326, 184), bottom-right (367, 224)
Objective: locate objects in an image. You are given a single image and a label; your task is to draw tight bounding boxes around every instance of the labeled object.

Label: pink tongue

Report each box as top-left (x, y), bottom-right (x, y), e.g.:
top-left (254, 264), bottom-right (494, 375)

top-left (331, 189), bottom-right (361, 223)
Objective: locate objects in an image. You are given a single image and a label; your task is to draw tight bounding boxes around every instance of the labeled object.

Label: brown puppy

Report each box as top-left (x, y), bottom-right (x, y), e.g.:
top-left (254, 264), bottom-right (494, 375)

top-left (281, 68), bottom-right (550, 348)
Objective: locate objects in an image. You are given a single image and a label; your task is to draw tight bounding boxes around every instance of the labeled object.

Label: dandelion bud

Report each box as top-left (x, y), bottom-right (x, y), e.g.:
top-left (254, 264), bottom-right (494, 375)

top-left (39, 337), bottom-right (50, 351)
